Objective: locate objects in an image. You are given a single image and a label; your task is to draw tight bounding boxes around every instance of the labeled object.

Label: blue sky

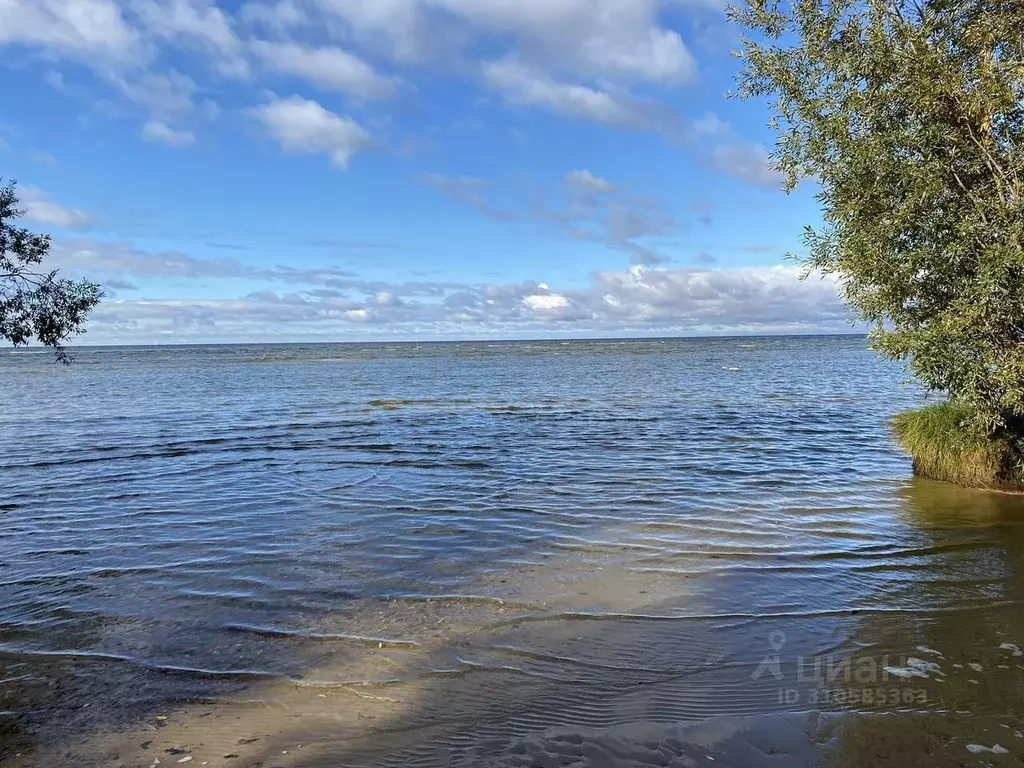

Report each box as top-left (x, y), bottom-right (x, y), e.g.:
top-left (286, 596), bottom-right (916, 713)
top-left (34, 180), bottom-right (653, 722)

top-left (0, 0), bottom-right (851, 344)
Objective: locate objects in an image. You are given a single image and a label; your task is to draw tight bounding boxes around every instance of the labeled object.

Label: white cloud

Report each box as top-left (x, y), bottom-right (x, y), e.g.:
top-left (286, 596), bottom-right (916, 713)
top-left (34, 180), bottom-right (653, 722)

top-left (50, 240), bottom-right (251, 277)
top-left (691, 111), bottom-right (730, 137)
top-left (523, 293), bottom-right (570, 311)
top-left (142, 120), bottom-right (197, 146)
top-left (252, 96), bottom-right (373, 168)
top-left (240, 0), bottom-right (306, 30)
top-left (78, 262), bottom-right (850, 344)
top-left (462, 0), bottom-right (696, 83)
top-left (131, 0), bottom-right (249, 77)
top-left (44, 70), bottom-right (67, 92)
top-left (0, 0), bottom-right (711, 146)
top-left (576, 26), bottom-right (695, 83)
top-left (19, 187), bottom-right (94, 231)
top-left (589, 265), bottom-right (838, 325)
top-left (565, 169), bottom-right (615, 194)
top-left (106, 69), bottom-right (199, 123)
top-left (251, 40), bottom-right (397, 99)
top-left (0, 2), bottom-right (238, 140)
top-left (483, 59), bottom-right (648, 128)
top-left (312, 0), bottom-right (696, 83)
top-left (711, 142), bottom-right (785, 189)
top-left (62, 235), bottom-right (850, 343)
top-left (0, 0), bottom-right (143, 64)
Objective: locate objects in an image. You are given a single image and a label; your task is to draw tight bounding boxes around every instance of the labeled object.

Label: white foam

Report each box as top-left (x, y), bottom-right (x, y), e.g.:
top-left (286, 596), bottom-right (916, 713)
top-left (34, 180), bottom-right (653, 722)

top-left (885, 665), bottom-right (928, 679)
top-left (1000, 643), bottom-right (1023, 657)
top-left (967, 744), bottom-right (1009, 755)
top-left (884, 657), bottom-right (943, 679)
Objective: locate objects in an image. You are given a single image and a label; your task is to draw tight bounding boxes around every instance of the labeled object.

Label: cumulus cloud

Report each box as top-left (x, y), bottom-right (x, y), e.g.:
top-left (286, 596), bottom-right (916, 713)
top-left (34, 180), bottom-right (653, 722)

top-left (307, 0), bottom-right (698, 132)
top-left (0, 0), bottom-right (722, 156)
top-left (0, 0), bottom-right (722, 149)
top-left (19, 188), bottom-right (95, 231)
top-left (482, 59), bottom-right (679, 131)
top-left (576, 26), bottom-right (695, 84)
top-left (523, 293), bottom-right (570, 312)
top-left (103, 69), bottom-right (202, 141)
top-left (565, 169), bottom-right (615, 195)
top-left (304, 0), bottom-right (697, 83)
top-left (252, 96), bottom-right (373, 168)
top-left (0, 0), bottom-right (143, 64)
top-left (240, 0), bottom-right (306, 31)
top-left (59, 233), bottom-right (849, 343)
top-left (0, 3), bottom-right (210, 141)
top-left (251, 40), bottom-right (398, 99)
top-left (80, 263), bottom-right (849, 344)
top-left (711, 142), bottom-right (785, 189)
top-left (588, 265), bottom-right (840, 326)
top-left (131, 0), bottom-right (249, 77)
top-left (690, 111), bottom-right (730, 137)
top-left (142, 119), bottom-right (197, 146)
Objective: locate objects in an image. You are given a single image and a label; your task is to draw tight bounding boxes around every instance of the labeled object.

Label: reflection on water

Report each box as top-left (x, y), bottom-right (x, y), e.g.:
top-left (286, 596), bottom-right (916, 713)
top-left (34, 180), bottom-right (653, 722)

top-left (1, 337), bottom-right (1023, 766)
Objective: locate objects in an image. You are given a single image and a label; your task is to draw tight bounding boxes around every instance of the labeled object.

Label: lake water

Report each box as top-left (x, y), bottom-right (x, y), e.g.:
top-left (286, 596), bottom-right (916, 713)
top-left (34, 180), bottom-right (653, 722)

top-left (2, 336), bottom-right (1023, 767)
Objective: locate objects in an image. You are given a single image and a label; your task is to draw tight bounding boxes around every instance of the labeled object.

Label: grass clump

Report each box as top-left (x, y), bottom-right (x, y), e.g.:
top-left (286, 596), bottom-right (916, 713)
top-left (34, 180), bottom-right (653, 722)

top-left (892, 403), bottom-right (1024, 491)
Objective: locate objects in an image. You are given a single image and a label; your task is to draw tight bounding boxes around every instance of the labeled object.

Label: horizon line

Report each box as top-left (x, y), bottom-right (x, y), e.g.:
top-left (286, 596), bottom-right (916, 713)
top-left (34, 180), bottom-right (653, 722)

top-left (32, 330), bottom-right (873, 350)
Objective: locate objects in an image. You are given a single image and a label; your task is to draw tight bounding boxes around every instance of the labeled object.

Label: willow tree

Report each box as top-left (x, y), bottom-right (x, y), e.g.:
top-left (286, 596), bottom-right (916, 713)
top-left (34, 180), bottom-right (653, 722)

top-left (732, 0), bottom-right (1024, 487)
top-left (1, 180), bottom-right (101, 363)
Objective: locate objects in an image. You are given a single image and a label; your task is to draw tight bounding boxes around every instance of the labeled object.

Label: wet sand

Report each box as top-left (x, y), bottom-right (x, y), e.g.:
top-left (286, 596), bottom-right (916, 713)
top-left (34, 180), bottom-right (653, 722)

top-left (8, 538), bottom-right (1024, 767)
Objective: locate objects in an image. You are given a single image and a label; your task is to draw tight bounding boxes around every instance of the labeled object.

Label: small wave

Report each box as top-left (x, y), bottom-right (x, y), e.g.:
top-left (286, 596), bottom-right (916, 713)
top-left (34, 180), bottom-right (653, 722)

top-left (0, 647), bottom-right (281, 681)
top-left (223, 624), bottom-right (423, 649)
top-left (368, 399), bottom-right (475, 408)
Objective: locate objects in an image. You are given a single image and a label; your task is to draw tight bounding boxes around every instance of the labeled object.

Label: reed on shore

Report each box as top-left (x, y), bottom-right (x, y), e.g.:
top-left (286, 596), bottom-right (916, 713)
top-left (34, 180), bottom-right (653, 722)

top-left (893, 403), bottom-right (1024, 492)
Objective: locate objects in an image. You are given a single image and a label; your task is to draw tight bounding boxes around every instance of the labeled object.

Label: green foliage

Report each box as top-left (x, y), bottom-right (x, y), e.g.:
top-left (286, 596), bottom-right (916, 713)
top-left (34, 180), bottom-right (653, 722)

top-left (731, 1), bottom-right (1024, 439)
top-left (892, 402), bottom-right (1023, 489)
top-left (0, 180), bottom-right (101, 363)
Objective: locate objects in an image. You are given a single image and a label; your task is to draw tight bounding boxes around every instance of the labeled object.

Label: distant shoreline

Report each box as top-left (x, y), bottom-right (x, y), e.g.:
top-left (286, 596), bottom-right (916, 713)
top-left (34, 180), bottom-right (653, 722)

top-left (6, 332), bottom-right (870, 353)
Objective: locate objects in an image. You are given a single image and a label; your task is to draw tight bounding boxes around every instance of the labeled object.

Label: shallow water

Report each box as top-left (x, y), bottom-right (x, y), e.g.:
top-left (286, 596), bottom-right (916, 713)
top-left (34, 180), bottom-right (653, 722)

top-left (2, 336), bottom-right (1023, 767)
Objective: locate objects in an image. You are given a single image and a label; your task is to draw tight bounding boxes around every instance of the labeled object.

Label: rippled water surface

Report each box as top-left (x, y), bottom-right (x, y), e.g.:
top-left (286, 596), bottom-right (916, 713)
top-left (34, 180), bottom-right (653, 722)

top-left (2, 337), bottom-right (1024, 767)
